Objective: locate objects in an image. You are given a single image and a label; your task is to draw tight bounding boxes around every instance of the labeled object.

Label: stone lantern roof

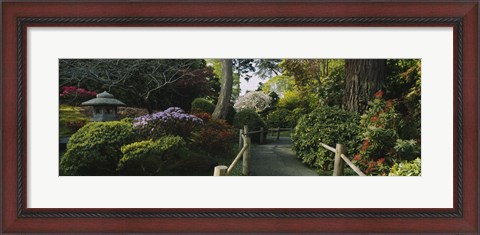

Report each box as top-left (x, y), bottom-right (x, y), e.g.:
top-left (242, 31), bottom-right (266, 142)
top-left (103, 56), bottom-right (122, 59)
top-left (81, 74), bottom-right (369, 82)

top-left (81, 91), bottom-right (126, 106)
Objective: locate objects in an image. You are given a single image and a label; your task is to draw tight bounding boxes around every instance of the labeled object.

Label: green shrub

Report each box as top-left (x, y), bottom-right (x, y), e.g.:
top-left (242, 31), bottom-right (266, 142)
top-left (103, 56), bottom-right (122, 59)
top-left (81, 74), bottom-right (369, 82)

top-left (191, 98), bottom-right (215, 114)
top-left (60, 121), bottom-right (134, 176)
top-left (233, 109), bottom-right (267, 143)
top-left (233, 109), bottom-right (266, 130)
top-left (394, 139), bottom-right (420, 161)
top-left (352, 91), bottom-right (406, 175)
top-left (117, 135), bottom-right (186, 175)
top-left (277, 90), bottom-right (302, 110)
top-left (267, 109), bottom-right (294, 128)
top-left (291, 106), bottom-right (361, 171)
top-left (389, 158), bottom-right (421, 176)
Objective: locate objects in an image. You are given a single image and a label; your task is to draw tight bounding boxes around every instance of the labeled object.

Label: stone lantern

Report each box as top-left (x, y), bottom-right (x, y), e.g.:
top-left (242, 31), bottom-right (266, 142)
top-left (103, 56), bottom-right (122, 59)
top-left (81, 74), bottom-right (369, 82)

top-left (81, 91), bottom-right (126, 121)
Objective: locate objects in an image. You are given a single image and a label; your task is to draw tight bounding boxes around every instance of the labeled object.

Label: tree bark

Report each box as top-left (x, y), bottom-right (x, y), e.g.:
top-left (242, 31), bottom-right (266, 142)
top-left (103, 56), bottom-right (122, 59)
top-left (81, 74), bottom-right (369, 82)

top-left (343, 59), bottom-right (386, 113)
top-left (212, 59), bottom-right (233, 119)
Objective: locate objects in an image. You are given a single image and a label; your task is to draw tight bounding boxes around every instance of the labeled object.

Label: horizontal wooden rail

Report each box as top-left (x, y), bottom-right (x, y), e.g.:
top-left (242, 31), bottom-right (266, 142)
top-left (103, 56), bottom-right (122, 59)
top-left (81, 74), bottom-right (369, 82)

top-left (215, 125), bottom-right (251, 176)
top-left (267, 127), bottom-right (292, 131)
top-left (319, 142), bottom-right (365, 176)
top-left (320, 142), bottom-right (336, 153)
top-left (227, 136), bottom-right (248, 175)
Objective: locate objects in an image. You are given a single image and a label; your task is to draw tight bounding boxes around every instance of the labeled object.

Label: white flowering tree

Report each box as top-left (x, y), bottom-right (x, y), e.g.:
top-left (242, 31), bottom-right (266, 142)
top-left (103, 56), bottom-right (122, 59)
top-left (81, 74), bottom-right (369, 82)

top-left (234, 91), bottom-right (272, 112)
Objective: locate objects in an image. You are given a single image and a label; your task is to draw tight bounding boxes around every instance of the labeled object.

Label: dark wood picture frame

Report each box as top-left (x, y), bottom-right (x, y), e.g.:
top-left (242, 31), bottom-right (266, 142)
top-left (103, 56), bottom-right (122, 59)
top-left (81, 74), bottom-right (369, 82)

top-left (1, 1), bottom-right (478, 233)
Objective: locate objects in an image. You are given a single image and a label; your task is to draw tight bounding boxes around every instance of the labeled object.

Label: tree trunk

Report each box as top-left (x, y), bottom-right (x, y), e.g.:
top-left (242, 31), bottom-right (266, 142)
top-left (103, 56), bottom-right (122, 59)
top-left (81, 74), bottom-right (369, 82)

top-left (212, 59), bottom-right (233, 119)
top-left (343, 59), bottom-right (386, 113)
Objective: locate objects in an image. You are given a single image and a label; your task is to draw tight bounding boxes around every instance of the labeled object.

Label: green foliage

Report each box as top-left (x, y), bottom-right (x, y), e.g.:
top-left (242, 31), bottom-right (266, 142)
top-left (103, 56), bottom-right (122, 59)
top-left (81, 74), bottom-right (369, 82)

top-left (281, 59), bottom-right (345, 108)
top-left (394, 139), bottom-right (420, 161)
top-left (117, 136), bottom-right (186, 175)
top-left (359, 93), bottom-right (400, 160)
top-left (291, 107), bottom-right (307, 125)
top-left (292, 106), bottom-right (361, 171)
top-left (277, 90), bottom-right (302, 110)
top-left (233, 109), bottom-right (267, 130)
top-left (385, 59), bottom-right (421, 139)
top-left (352, 92), bottom-right (421, 176)
top-left (59, 105), bottom-right (89, 138)
top-left (389, 158), bottom-right (421, 176)
top-left (266, 109), bottom-right (294, 128)
top-left (261, 75), bottom-right (295, 96)
top-left (233, 109), bottom-right (267, 143)
top-left (191, 98), bottom-right (215, 114)
top-left (60, 121), bottom-right (134, 176)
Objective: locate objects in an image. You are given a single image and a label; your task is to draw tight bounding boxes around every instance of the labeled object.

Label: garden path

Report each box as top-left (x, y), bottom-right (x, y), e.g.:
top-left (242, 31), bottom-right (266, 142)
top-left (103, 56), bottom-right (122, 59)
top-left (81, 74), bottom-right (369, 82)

top-left (249, 136), bottom-right (318, 176)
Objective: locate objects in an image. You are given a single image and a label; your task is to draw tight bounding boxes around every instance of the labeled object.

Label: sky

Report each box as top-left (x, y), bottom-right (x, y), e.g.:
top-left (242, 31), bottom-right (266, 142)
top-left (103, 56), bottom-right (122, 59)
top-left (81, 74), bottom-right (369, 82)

top-left (239, 74), bottom-right (264, 95)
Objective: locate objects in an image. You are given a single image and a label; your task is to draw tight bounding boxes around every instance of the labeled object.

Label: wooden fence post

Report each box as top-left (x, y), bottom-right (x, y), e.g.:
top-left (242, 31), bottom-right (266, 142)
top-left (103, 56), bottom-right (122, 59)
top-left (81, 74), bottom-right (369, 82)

top-left (333, 144), bottom-right (346, 176)
top-left (213, 165), bottom-right (228, 176)
top-left (276, 127), bottom-right (280, 140)
top-left (238, 129), bottom-right (243, 151)
top-left (260, 127), bottom-right (264, 144)
top-left (242, 125), bottom-right (250, 176)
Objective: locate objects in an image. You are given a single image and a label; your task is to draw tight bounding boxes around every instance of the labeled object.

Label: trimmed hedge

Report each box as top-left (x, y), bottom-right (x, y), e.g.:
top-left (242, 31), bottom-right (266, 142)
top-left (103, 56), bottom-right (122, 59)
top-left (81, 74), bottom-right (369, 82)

top-left (60, 121), bottom-right (134, 176)
top-left (291, 106), bottom-right (361, 171)
top-left (191, 98), bottom-right (215, 114)
top-left (117, 135), bottom-right (186, 175)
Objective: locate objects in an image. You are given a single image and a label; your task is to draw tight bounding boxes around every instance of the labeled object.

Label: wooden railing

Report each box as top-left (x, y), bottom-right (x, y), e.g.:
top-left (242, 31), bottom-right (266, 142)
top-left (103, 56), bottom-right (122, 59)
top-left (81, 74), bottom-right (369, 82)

top-left (319, 142), bottom-right (366, 176)
top-left (213, 125), bottom-right (251, 176)
top-left (214, 125), bottom-right (364, 176)
top-left (238, 126), bottom-right (292, 148)
top-left (214, 125), bottom-right (291, 176)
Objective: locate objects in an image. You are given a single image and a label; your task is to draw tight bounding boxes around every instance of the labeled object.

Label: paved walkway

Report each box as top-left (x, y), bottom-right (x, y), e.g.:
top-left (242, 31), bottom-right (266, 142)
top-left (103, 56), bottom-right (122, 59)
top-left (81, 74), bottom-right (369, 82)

top-left (249, 137), bottom-right (318, 176)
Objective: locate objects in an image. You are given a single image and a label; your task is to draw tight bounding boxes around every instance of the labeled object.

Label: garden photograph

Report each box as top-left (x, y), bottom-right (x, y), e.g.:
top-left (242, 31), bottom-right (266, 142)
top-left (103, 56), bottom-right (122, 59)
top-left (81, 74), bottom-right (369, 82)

top-left (59, 59), bottom-right (421, 176)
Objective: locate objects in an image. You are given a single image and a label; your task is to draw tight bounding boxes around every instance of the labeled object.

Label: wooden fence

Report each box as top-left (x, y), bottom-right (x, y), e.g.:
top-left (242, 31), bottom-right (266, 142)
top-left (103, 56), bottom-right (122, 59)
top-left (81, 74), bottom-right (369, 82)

top-left (214, 125), bottom-right (364, 176)
top-left (238, 127), bottom-right (292, 149)
top-left (319, 142), bottom-right (366, 176)
top-left (214, 125), bottom-right (251, 176)
top-left (215, 125), bottom-right (291, 176)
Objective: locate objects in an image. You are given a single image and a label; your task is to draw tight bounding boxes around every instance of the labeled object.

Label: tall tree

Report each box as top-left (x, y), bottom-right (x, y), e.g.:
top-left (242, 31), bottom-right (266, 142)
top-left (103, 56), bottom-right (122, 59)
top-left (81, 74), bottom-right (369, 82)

top-left (343, 59), bottom-right (386, 113)
top-left (207, 59), bottom-right (241, 102)
top-left (212, 59), bottom-right (233, 119)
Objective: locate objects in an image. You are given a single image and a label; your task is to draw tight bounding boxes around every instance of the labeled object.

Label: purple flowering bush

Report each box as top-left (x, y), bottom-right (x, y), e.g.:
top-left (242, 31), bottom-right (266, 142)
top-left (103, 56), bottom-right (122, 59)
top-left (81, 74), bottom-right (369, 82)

top-left (133, 107), bottom-right (203, 140)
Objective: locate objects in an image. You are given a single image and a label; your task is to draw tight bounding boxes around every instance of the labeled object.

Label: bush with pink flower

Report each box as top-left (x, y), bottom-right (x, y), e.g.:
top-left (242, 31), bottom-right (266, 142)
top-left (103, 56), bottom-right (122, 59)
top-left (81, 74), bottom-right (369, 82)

top-left (59, 86), bottom-right (97, 105)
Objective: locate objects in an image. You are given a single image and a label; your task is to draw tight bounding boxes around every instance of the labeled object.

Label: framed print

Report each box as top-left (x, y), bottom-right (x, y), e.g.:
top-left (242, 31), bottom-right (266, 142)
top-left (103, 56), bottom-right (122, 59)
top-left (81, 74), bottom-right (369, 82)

top-left (1, 0), bottom-right (478, 233)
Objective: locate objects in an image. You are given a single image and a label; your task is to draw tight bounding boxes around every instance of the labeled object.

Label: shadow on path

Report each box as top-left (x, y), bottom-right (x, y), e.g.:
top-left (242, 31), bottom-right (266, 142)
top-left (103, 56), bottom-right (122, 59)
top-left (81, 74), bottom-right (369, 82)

top-left (249, 136), bottom-right (318, 176)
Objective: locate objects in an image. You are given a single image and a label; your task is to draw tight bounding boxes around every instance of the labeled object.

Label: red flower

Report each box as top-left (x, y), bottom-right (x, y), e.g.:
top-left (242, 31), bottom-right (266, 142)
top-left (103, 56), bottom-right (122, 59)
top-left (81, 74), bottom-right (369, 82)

top-left (385, 99), bottom-right (393, 112)
top-left (361, 140), bottom-right (370, 151)
top-left (370, 116), bottom-right (379, 122)
top-left (377, 158), bottom-right (385, 165)
top-left (353, 154), bottom-right (361, 161)
top-left (374, 90), bottom-right (384, 98)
